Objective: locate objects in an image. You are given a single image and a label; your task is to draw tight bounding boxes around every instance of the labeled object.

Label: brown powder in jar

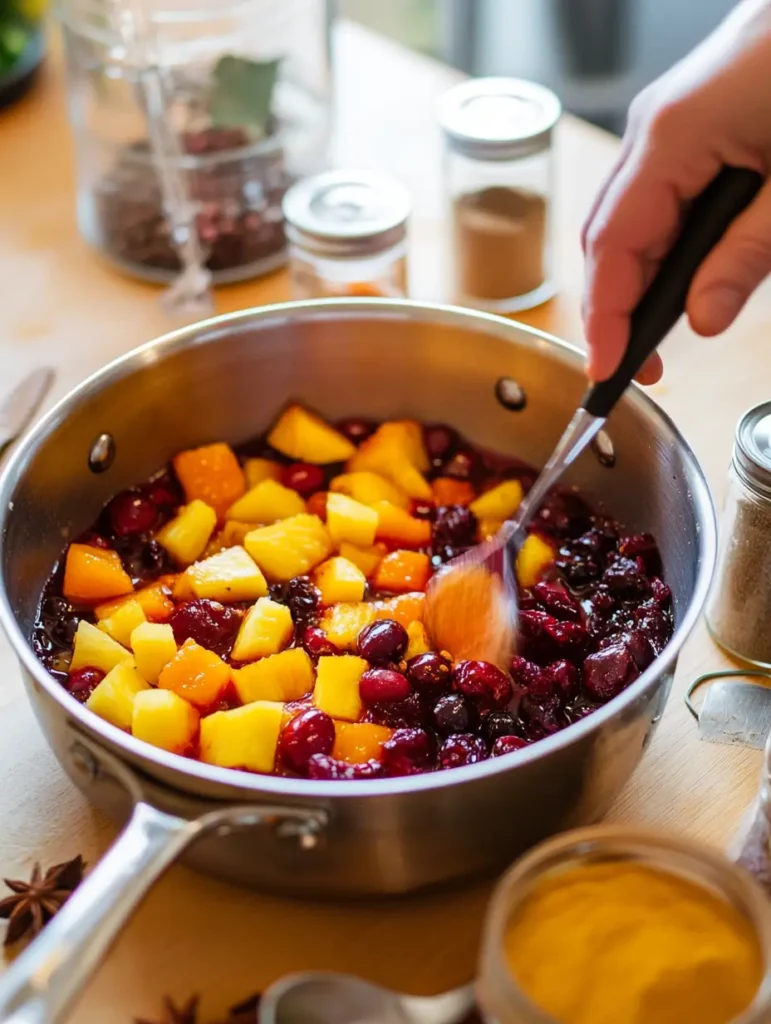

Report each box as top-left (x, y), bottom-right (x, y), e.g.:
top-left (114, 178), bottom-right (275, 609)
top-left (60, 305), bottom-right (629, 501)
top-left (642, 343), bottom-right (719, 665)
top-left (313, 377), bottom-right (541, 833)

top-left (452, 185), bottom-right (546, 301)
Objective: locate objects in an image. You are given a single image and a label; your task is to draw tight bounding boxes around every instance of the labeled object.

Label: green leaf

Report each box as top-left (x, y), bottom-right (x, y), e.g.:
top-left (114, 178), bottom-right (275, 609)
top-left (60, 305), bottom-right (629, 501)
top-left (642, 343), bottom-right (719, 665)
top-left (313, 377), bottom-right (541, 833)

top-left (210, 54), bottom-right (280, 137)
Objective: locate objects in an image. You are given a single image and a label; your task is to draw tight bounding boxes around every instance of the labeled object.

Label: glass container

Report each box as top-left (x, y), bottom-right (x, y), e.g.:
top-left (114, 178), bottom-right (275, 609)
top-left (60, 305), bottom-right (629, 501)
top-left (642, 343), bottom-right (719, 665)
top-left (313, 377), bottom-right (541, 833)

top-left (478, 825), bottom-right (771, 1024)
top-left (283, 169), bottom-right (410, 300)
top-left (438, 77), bottom-right (560, 314)
top-left (0, 0), bottom-right (46, 109)
top-left (707, 402), bottom-right (771, 667)
top-left (58, 0), bottom-right (332, 283)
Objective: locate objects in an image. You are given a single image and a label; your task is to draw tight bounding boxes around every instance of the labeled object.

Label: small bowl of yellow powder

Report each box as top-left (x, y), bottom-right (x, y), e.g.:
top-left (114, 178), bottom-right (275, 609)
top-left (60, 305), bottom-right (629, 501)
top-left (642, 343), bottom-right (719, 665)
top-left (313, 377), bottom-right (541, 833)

top-left (478, 826), bottom-right (771, 1024)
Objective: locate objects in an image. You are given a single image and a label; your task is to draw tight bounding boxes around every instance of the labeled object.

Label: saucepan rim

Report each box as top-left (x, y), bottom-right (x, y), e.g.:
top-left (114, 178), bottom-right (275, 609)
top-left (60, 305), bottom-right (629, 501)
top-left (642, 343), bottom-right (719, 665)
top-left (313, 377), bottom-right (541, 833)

top-left (0, 299), bottom-right (717, 799)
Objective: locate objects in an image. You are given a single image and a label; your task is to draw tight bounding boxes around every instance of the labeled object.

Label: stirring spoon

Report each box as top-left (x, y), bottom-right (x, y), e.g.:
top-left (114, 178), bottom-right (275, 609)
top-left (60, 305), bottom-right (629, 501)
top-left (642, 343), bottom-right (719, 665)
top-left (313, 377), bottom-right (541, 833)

top-left (425, 166), bottom-right (764, 667)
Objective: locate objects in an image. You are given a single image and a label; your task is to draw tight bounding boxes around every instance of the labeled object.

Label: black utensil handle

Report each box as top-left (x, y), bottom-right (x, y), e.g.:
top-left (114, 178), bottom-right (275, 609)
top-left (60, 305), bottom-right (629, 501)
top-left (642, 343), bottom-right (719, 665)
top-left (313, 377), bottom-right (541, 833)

top-left (582, 166), bottom-right (764, 419)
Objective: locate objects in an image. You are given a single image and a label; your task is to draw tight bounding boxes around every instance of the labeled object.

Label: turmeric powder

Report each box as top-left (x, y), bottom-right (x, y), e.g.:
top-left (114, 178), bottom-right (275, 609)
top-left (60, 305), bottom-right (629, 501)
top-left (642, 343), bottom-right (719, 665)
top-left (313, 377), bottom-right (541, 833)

top-left (505, 862), bottom-right (762, 1024)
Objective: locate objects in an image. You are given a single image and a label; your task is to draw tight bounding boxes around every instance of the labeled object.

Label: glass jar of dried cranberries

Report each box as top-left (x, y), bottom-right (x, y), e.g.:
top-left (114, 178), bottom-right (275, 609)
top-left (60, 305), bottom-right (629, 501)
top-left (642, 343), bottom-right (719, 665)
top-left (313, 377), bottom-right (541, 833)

top-left (58, 0), bottom-right (332, 284)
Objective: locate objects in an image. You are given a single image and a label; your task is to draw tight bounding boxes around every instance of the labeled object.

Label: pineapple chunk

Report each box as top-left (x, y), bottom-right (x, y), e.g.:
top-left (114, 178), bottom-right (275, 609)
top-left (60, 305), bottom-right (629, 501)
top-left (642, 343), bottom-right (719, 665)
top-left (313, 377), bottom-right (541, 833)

top-left (244, 457), bottom-right (283, 488)
top-left (332, 722), bottom-right (392, 764)
top-left (200, 701), bottom-right (284, 773)
top-left (132, 689), bottom-right (199, 754)
top-left (232, 597), bottom-right (293, 662)
top-left (338, 541), bottom-right (386, 579)
top-left (319, 602), bottom-right (376, 650)
top-left (516, 533), bottom-right (556, 589)
top-left (86, 663), bottom-right (149, 729)
top-left (374, 502), bottom-right (432, 548)
top-left (226, 479), bottom-right (306, 524)
top-left (131, 622), bottom-right (177, 684)
top-left (98, 598), bottom-right (147, 647)
top-left (347, 421), bottom-right (431, 500)
top-left (156, 500), bottom-right (217, 567)
top-left (244, 514), bottom-right (331, 581)
top-left (158, 639), bottom-right (231, 708)
top-left (313, 655), bottom-right (368, 721)
top-left (405, 620), bottom-right (431, 660)
top-left (313, 556), bottom-right (367, 606)
top-left (268, 404), bottom-right (356, 464)
top-left (326, 492), bottom-right (378, 547)
top-left (329, 472), bottom-right (410, 510)
top-left (70, 620), bottom-right (134, 674)
top-left (470, 480), bottom-right (524, 522)
top-left (185, 545), bottom-right (268, 603)
top-left (232, 648), bottom-right (314, 704)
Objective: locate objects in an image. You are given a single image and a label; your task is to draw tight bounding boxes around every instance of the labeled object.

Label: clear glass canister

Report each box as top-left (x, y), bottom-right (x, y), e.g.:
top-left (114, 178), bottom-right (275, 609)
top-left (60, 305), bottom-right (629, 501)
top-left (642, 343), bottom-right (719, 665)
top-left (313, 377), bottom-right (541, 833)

top-left (58, 0), bottom-right (332, 284)
top-left (707, 402), bottom-right (771, 667)
top-left (478, 825), bottom-right (771, 1024)
top-left (282, 169), bottom-right (410, 299)
top-left (438, 77), bottom-right (561, 314)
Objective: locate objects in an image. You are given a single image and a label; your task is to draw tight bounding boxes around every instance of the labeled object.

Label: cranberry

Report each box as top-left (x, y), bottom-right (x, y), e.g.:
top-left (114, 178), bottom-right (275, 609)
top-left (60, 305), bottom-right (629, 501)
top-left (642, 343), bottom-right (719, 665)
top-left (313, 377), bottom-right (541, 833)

top-left (307, 754), bottom-right (382, 780)
top-left (170, 599), bottom-right (241, 654)
top-left (591, 585), bottom-right (616, 613)
top-left (543, 619), bottom-right (587, 658)
top-left (583, 641), bottom-right (638, 702)
top-left (510, 655), bottom-right (546, 693)
top-left (47, 614), bottom-right (80, 649)
top-left (67, 667), bottom-right (104, 703)
top-left (357, 619), bottom-right (408, 663)
top-left (602, 557), bottom-right (649, 596)
top-left (620, 629), bottom-right (655, 671)
top-left (532, 581), bottom-right (580, 621)
top-left (438, 734), bottom-right (487, 770)
top-left (544, 659), bottom-right (579, 698)
top-left (519, 695), bottom-right (563, 738)
top-left (406, 652), bottom-right (453, 694)
top-left (360, 668), bottom-right (412, 705)
top-left (337, 417), bottom-right (377, 445)
top-left (381, 728), bottom-right (435, 776)
top-left (424, 424), bottom-right (458, 462)
top-left (145, 472), bottom-right (181, 508)
top-left (287, 577), bottom-right (319, 625)
top-left (454, 660), bottom-right (512, 709)
top-left (433, 694), bottom-right (478, 735)
top-left (441, 448), bottom-right (481, 481)
top-left (483, 710), bottom-right (520, 746)
top-left (555, 553), bottom-right (601, 587)
top-left (434, 506), bottom-right (477, 548)
top-left (41, 595), bottom-right (71, 621)
top-left (492, 736), bottom-right (530, 757)
top-left (301, 625), bottom-right (338, 658)
top-left (365, 691), bottom-right (427, 729)
top-left (108, 491), bottom-right (158, 537)
top-left (279, 709), bottom-right (335, 772)
top-left (634, 604), bottom-right (672, 655)
top-left (618, 533), bottom-right (661, 574)
top-left (282, 463), bottom-right (325, 497)
top-left (650, 577), bottom-right (672, 605)
top-left (79, 532), bottom-right (110, 549)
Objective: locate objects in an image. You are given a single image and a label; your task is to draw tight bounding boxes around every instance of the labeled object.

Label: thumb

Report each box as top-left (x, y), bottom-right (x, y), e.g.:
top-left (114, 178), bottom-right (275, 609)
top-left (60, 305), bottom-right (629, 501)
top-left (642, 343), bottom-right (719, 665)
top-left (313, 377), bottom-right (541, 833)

top-left (687, 176), bottom-right (771, 337)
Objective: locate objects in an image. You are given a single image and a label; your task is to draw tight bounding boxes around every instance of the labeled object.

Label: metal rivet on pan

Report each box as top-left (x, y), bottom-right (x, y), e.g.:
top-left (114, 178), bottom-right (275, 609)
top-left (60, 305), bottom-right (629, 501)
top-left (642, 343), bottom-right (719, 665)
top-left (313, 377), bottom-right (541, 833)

top-left (88, 433), bottom-right (115, 473)
top-left (495, 377), bottom-right (527, 411)
top-left (591, 430), bottom-right (616, 468)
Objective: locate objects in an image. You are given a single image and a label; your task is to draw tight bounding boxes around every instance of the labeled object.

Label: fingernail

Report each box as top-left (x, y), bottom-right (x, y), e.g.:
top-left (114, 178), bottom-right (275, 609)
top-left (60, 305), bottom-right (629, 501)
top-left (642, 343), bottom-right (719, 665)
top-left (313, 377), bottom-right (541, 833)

top-left (698, 285), bottom-right (745, 330)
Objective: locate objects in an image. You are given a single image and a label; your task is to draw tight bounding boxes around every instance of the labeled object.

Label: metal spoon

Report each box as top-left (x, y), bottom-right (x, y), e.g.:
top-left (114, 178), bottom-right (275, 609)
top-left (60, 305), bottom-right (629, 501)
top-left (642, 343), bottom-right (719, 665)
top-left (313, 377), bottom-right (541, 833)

top-left (0, 367), bottom-right (55, 460)
top-left (259, 972), bottom-right (477, 1024)
top-left (425, 166), bottom-right (764, 667)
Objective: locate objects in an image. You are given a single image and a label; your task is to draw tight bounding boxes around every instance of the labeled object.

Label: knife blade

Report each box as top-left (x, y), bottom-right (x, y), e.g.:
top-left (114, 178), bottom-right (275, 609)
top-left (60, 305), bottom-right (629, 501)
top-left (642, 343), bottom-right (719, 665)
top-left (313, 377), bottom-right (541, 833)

top-left (0, 367), bottom-right (56, 453)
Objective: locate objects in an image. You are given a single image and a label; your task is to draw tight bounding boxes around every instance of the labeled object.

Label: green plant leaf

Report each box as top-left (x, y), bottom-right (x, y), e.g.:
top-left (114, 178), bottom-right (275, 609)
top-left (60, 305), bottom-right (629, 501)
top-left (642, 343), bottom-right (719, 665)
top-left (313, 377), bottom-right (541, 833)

top-left (210, 54), bottom-right (280, 136)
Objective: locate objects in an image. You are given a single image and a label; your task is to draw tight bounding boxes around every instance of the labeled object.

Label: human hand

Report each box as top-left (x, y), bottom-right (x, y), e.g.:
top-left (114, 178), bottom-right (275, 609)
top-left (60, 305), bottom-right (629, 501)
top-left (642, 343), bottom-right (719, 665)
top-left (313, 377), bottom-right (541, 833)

top-left (581, 0), bottom-right (771, 384)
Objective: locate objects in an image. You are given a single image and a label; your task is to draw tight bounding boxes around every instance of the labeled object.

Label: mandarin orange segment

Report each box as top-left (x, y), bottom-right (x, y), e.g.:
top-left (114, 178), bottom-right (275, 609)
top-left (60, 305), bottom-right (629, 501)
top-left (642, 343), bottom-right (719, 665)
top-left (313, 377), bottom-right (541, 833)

top-left (373, 551), bottom-right (431, 594)
top-left (157, 638), bottom-right (232, 709)
top-left (432, 477), bottom-right (475, 507)
top-left (373, 501), bottom-right (431, 548)
top-left (63, 544), bottom-right (134, 604)
top-left (332, 722), bottom-right (393, 764)
top-left (375, 591), bottom-right (426, 628)
top-left (173, 442), bottom-right (246, 520)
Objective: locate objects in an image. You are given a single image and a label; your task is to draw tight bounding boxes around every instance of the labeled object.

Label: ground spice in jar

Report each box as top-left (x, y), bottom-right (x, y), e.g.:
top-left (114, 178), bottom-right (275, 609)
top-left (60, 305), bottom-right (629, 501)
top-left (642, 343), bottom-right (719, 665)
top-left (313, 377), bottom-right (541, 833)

top-left (505, 861), bottom-right (763, 1024)
top-left (452, 185), bottom-right (547, 302)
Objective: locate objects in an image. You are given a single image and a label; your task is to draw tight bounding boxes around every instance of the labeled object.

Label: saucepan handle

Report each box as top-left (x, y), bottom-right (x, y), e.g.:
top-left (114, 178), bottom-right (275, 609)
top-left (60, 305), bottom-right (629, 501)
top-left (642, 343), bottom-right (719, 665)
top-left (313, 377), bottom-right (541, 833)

top-left (0, 736), bottom-right (327, 1024)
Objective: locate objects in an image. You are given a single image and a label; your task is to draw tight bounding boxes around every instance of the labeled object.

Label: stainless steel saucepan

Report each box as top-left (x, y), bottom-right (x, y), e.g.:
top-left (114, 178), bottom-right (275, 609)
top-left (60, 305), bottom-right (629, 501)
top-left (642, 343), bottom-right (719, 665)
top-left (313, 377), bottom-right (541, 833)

top-left (0, 300), bottom-right (715, 1023)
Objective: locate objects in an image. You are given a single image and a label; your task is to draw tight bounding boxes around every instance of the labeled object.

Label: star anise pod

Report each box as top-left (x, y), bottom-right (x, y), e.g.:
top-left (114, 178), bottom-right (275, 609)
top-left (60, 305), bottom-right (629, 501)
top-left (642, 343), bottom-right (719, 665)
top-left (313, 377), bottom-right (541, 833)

top-left (0, 854), bottom-right (84, 946)
top-left (135, 995), bottom-right (199, 1024)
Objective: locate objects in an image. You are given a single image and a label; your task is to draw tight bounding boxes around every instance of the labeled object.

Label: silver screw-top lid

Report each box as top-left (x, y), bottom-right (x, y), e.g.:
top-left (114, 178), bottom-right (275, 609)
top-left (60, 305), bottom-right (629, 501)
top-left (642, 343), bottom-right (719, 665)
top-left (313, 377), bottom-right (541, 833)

top-left (438, 77), bottom-right (561, 161)
top-left (282, 170), bottom-right (411, 258)
top-left (734, 401), bottom-right (771, 497)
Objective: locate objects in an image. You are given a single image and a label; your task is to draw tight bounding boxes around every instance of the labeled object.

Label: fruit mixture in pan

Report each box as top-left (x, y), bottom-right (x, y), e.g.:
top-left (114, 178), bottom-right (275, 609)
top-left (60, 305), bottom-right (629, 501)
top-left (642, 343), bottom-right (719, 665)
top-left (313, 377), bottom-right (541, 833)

top-left (32, 406), bottom-right (673, 781)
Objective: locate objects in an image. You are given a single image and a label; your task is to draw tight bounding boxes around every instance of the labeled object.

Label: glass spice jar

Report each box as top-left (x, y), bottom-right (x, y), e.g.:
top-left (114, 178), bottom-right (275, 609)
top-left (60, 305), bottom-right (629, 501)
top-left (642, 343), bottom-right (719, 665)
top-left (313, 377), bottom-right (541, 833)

top-left (438, 77), bottom-right (561, 314)
top-left (706, 402), bottom-right (771, 667)
top-left (58, 0), bottom-right (332, 284)
top-left (478, 826), bottom-right (771, 1024)
top-left (282, 169), bottom-right (410, 300)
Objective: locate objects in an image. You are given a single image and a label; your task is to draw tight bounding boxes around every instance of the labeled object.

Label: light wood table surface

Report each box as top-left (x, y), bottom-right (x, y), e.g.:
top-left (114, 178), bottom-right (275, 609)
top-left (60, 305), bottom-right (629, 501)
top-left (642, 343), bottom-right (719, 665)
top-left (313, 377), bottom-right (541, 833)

top-left (1, 19), bottom-right (770, 1023)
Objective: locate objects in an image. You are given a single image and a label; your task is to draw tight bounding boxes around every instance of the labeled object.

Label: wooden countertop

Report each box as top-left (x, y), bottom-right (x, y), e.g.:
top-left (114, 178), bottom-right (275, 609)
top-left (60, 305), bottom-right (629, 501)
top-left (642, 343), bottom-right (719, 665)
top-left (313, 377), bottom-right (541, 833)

top-left (1, 19), bottom-right (770, 1023)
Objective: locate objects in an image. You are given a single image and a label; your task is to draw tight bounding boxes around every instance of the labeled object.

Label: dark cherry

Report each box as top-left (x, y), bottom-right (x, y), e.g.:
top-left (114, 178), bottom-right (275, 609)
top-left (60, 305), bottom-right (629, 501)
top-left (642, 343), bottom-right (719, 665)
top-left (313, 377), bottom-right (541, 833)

top-left (47, 614), bottom-right (81, 649)
top-left (510, 655), bottom-right (546, 693)
top-left (108, 491), bottom-right (158, 537)
top-left (282, 463), bottom-right (325, 497)
top-left (618, 533), bottom-right (661, 574)
top-left (544, 659), bottom-right (579, 698)
top-left (169, 599), bottom-right (241, 654)
top-left (583, 641), bottom-right (638, 702)
top-left (66, 667), bottom-right (104, 702)
top-left (555, 553), bottom-right (602, 588)
top-left (441, 447), bottom-right (481, 481)
top-left (337, 417), bottom-right (377, 445)
top-left (307, 754), bottom-right (383, 780)
top-left (492, 736), bottom-right (530, 757)
top-left (650, 577), bottom-right (672, 605)
top-left (145, 472), bottom-right (181, 508)
top-left (365, 692), bottom-right (427, 729)
top-left (532, 581), bottom-right (580, 622)
top-left (79, 532), bottom-right (110, 549)
top-left (519, 695), bottom-right (563, 739)
top-left (438, 734), bottom-right (487, 770)
top-left (411, 501), bottom-right (436, 521)
top-left (301, 625), bottom-right (338, 658)
top-left (406, 652), bottom-right (453, 694)
top-left (622, 629), bottom-right (655, 671)
top-left (634, 604), bottom-right (672, 655)
top-left (41, 595), bottom-right (71, 622)
top-left (287, 577), bottom-right (319, 624)
top-left (433, 505), bottom-right (477, 549)
top-left (602, 557), bottom-right (649, 596)
top-left (381, 728), bottom-right (435, 776)
top-left (279, 709), bottom-right (335, 773)
top-left (424, 424), bottom-right (458, 462)
top-left (433, 694), bottom-right (478, 735)
top-left (357, 619), bottom-right (408, 663)
top-left (483, 711), bottom-right (520, 746)
top-left (359, 668), bottom-right (412, 705)
top-left (454, 660), bottom-right (512, 709)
